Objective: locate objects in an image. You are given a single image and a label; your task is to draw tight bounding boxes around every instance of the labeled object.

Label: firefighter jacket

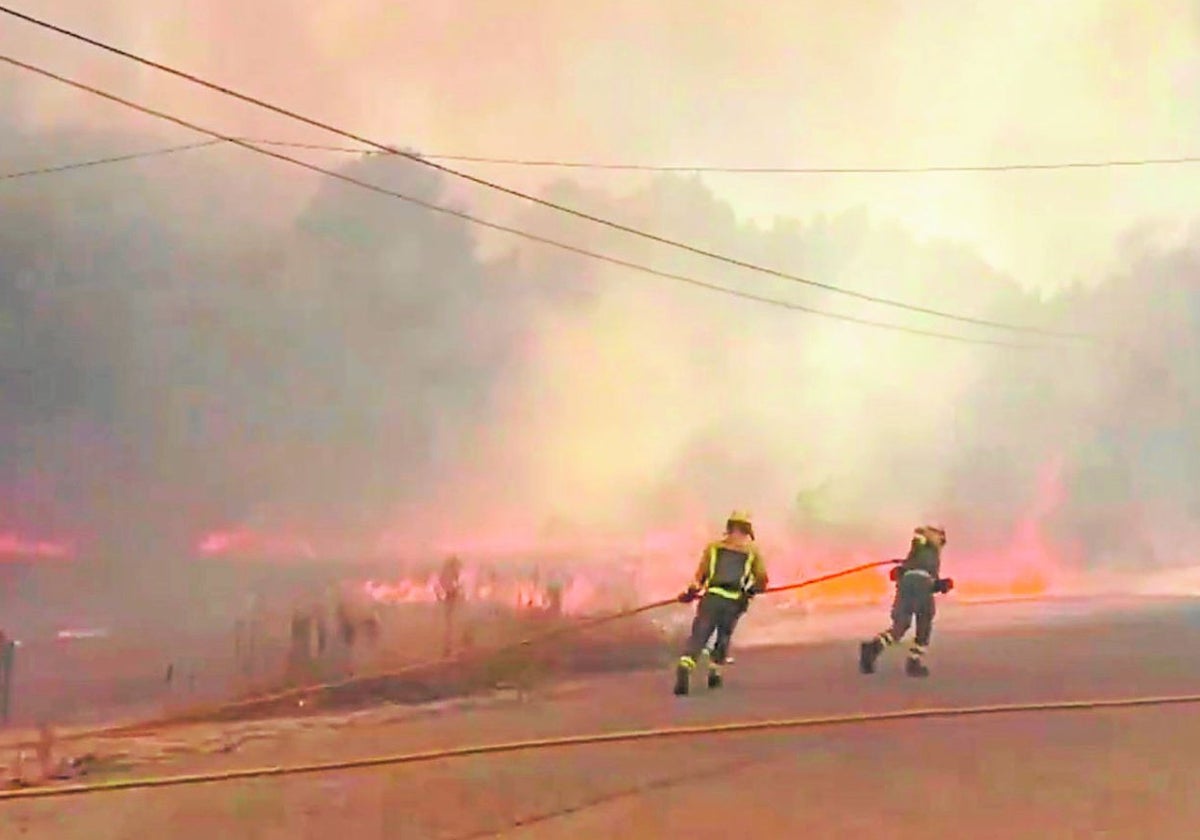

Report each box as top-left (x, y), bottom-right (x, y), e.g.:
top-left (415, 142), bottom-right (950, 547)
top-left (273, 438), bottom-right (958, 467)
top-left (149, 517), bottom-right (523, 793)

top-left (692, 539), bottom-right (769, 600)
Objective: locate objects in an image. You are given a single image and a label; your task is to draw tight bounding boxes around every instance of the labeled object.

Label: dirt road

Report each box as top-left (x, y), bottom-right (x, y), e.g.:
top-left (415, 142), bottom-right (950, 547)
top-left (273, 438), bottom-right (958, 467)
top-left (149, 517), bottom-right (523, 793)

top-left (3, 598), bottom-right (1200, 838)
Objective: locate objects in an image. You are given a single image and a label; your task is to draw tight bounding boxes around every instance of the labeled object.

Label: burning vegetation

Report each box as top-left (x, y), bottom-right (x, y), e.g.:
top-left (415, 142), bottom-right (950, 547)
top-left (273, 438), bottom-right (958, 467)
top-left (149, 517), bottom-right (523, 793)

top-left (0, 103), bottom-right (1197, 732)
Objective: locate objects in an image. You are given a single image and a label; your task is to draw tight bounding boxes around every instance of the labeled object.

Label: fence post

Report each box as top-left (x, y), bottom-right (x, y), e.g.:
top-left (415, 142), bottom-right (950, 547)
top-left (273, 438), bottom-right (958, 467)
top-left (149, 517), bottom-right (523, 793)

top-left (0, 633), bottom-right (15, 725)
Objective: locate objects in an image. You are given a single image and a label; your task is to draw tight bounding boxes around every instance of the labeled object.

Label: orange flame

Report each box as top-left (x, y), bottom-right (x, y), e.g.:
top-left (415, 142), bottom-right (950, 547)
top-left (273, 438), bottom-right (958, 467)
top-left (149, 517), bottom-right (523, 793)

top-left (196, 455), bottom-right (1080, 614)
top-left (0, 532), bottom-right (73, 559)
top-left (196, 529), bottom-right (317, 559)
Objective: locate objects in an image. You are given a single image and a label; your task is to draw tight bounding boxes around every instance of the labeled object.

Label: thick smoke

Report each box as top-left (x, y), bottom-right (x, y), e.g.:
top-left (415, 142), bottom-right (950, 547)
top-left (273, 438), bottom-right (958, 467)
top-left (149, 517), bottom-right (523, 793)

top-left (950, 229), bottom-right (1200, 570)
top-left (1, 116), bottom-right (1197, 633)
top-left (0, 121), bottom-right (571, 611)
top-left (489, 176), bottom-right (1033, 534)
top-left (486, 175), bottom-right (1199, 577)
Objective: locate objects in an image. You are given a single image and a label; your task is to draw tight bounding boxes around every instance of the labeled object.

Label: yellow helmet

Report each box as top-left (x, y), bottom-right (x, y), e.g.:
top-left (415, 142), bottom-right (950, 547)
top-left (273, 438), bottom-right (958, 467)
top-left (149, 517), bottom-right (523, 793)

top-left (726, 510), bottom-right (755, 539)
top-left (914, 524), bottom-right (947, 545)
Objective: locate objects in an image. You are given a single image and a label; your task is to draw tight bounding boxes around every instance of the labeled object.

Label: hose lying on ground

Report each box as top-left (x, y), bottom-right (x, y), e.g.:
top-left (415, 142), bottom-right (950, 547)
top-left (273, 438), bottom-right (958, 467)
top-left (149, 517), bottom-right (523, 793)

top-left (15, 558), bottom-right (900, 745)
top-left (3, 690), bottom-right (1197, 802)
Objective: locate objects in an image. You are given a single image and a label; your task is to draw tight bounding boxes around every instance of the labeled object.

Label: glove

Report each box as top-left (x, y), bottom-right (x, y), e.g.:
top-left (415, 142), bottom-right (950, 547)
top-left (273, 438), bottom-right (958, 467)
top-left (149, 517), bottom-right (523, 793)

top-left (933, 577), bottom-right (954, 594)
top-left (888, 565), bottom-right (902, 582)
top-left (677, 587), bottom-right (700, 604)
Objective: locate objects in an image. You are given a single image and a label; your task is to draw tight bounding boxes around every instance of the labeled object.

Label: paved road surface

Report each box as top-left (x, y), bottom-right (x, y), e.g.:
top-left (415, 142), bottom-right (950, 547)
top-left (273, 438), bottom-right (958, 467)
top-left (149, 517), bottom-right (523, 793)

top-left (3, 597), bottom-right (1200, 838)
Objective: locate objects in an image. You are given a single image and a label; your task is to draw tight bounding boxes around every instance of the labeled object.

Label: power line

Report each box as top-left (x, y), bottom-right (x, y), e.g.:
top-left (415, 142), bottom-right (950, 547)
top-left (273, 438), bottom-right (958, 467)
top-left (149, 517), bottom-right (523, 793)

top-left (7, 137), bottom-right (1200, 182)
top-left (252, 139), bottom-right (1200, 175)
top-left (13, 136), bottom-right (1192, 180)
top-left (0, 52), bottom-right (1058, 350)
top-left (0, 139), bottom-right (222, 181)
top-left (0, 138), bottom-right (379, 182)
top-left (0, 4), bottom-right (1097, 344)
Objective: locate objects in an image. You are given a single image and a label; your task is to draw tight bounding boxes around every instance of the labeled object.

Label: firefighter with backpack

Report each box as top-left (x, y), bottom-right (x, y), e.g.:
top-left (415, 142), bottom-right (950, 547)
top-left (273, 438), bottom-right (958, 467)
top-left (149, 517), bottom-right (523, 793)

top-left (674, 511), bottom-right (769, 696)
top-left (859, 524), bottom-right (954, 677)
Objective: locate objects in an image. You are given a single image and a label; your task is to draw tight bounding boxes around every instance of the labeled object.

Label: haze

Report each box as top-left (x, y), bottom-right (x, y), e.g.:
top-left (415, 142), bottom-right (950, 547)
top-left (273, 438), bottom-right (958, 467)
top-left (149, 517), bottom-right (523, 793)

top-left (0, 1), bottom-right (1197, 628)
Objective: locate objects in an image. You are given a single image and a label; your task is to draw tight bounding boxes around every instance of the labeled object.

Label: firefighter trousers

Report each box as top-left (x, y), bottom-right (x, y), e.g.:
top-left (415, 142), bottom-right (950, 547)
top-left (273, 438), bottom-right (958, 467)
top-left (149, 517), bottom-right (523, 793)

top-left (879, 573), bottom-right (936, 653)
top-left (680, 593), bottom-right (743, 668)
top-left (710, 614), bottom-right (740, 662)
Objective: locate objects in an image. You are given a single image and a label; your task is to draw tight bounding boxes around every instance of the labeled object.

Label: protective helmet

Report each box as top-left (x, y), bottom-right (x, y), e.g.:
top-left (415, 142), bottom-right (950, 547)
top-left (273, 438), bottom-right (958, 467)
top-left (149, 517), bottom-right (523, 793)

top-left (726, 510), bottom-right (755, 539)
top-left (915, 524), bottom-right (947, 545)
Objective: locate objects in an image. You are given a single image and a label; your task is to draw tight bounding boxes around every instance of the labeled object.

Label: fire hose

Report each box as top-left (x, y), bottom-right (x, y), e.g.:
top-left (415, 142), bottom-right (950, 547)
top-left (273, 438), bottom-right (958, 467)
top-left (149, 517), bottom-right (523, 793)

top-left (3, 693), bottom-right (1200, 801)
top-left (13, 559), bottom-right (901, 747)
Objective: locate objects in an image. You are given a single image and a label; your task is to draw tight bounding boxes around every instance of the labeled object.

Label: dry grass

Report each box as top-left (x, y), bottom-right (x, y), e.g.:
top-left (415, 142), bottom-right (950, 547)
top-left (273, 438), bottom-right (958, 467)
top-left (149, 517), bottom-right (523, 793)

top-left (184, 603), bottom-right (674, 724)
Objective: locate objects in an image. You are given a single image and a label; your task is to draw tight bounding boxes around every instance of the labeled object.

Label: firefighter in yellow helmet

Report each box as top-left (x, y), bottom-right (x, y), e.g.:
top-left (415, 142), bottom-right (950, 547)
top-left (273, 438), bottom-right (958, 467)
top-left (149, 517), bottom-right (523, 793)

top-left (674, 510), bottom-right (769, 696)
top-left (859, 524), bottom-right (953, 678)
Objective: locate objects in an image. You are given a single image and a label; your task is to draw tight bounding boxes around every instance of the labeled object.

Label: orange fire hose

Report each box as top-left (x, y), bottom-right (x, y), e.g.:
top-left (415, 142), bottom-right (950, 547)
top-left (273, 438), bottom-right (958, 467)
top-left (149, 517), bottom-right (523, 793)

top-left (13, 558), bottom-right (900, 746)
top-left (2, 691), bottom-right (1197, 802)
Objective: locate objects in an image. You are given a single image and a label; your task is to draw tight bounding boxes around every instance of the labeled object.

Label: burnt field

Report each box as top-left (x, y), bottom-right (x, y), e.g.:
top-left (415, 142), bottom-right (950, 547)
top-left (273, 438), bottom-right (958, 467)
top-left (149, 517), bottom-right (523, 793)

top-left (0, 556), bottom-right (677, 730)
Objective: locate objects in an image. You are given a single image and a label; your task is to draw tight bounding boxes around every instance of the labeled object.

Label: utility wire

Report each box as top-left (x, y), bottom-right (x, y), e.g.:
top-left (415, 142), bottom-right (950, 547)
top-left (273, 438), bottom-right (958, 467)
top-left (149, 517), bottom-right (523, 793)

top-left (0, 52), bottom-right (1060, 350)
top-left (11, 136), bottom-right (1197, 181)
top-left (251, 139), bottom-right (1200, 175)
top-left (0, 4), bottom-right (1098, 343)
top-left (0, 138), bottom-right (222, 181)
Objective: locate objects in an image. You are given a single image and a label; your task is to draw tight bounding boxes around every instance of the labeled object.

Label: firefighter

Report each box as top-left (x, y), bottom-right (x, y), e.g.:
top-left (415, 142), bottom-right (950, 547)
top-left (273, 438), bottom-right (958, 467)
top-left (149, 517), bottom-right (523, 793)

top-left (859, 524), bottom-right (953, 678)
top-left (674, 511), bottom-right (769, 695)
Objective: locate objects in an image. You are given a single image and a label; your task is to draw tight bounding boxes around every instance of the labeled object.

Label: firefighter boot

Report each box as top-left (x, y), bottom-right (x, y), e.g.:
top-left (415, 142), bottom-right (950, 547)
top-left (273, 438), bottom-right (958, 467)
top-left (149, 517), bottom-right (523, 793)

top-left (673, 661), bottom-right (692, 696)
top-left (905, 655), bottom-right (929, 678)
top-left (859, 639), bottom-right (883, 674)
top-left (707, 667), bottom-right (723, 690)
